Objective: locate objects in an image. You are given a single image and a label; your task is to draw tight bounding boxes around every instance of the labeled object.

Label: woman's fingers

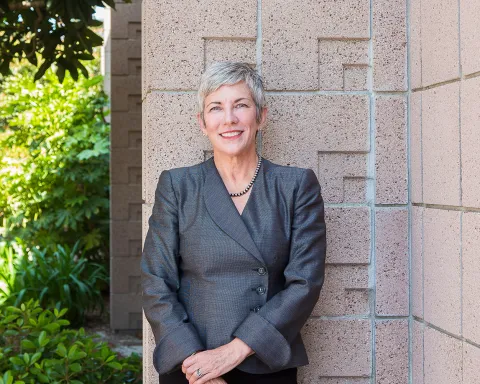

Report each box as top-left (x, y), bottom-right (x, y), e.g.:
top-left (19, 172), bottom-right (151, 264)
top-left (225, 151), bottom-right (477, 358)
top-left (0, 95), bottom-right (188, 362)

top-left (188, 371), bottom-right (216, 384)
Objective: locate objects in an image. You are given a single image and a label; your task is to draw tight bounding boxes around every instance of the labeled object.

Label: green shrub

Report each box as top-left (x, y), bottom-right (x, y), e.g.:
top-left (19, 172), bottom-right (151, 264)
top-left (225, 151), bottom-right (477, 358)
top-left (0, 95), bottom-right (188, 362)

top-left (0, 299), bottom-right (141, 383)
top-left (0, 240), bottom-right (108, 326)
top-left (0, 57), bottom-right (110, 261)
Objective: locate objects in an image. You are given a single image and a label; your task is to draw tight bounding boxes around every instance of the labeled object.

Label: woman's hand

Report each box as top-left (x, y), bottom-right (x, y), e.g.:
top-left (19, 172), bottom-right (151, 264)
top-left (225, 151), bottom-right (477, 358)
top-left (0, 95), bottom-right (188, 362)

top-left (182, 338), bottom-right (253, 384)
top-left (204, 378), bottom-right (227, 384)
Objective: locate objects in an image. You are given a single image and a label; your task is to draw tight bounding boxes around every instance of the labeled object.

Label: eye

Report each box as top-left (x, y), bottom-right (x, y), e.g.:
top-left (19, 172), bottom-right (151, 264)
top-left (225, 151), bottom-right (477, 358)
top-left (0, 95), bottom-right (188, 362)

top-left (236, 103), bottom-right (248, 108)
top-left (209, 106), bottom-right (221, 112)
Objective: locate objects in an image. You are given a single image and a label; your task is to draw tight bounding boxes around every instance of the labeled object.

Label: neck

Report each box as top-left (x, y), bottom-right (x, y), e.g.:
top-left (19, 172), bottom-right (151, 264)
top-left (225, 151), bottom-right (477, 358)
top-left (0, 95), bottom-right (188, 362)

top-left (213, 149), bottom-right (259, 187)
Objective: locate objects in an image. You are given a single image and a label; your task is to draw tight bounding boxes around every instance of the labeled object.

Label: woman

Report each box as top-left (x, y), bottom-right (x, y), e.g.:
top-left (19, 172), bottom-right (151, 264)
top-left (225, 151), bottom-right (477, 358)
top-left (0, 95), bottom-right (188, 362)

top-left (141, 62), bottom-right (327, 384)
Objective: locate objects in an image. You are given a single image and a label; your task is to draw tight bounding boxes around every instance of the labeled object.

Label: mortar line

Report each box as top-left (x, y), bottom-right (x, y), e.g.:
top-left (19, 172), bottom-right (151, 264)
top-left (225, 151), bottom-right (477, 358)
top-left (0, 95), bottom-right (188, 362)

top-left (418, 0), bottom-right (425, 380)
top-left (457, 2), bottom-right (464, 382)
top-left (405, 0), bottom-right (413, 380)
top-left (411, 77), bottom-right (460, 92)
top-left (367, 0), bottom-right (376, 382)
top-left (415, 319), bottom-right (480, 348)
top-left (412, 203), bottom-right (480, 213)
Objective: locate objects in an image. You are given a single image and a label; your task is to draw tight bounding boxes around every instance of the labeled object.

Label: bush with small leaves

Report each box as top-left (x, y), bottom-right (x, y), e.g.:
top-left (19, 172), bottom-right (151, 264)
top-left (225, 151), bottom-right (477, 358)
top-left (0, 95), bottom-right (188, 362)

top-left (0, 299), bottom-right (141, 383)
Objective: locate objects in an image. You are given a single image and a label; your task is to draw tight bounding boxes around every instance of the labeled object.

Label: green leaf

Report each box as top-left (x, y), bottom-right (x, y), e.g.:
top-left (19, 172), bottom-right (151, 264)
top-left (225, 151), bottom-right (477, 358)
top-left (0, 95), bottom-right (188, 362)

top-left (56, 343), bottom-right (67, 358)
top-left (21, 339), bottom-right (36, 350)
top-left (34, 60), bottom-right (53, 82)
top-left (107, 361), bottom-right (122, 370)
top-left (31, 352), bottom-right (42, 365)
top-left (37, 374), bottom-right (49, 383)
top-left (69, 363), bottom-right (82, 372)
top-left (9, 356), bottom-right (24, 366)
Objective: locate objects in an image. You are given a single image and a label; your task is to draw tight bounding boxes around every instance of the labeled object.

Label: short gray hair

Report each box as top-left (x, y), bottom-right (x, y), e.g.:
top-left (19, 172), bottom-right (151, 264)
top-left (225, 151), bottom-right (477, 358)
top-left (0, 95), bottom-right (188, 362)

top-left (197, 62), bottom-right (266, 123)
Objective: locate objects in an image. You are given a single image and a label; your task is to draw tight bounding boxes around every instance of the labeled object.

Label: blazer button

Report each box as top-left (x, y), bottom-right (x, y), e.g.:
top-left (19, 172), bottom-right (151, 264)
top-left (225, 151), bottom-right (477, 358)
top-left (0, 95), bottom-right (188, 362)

top-left (257, 267), bottom-right (267, 276)
top-left (252, 305), bottom-right (261, 313)
top-left (256, 286), bottom-right (266, 295)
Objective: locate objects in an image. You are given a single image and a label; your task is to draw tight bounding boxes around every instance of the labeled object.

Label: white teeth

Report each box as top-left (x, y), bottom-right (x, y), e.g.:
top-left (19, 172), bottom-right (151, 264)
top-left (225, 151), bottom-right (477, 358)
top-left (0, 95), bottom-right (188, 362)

top-left (220, 131), bottom-right (242, 137)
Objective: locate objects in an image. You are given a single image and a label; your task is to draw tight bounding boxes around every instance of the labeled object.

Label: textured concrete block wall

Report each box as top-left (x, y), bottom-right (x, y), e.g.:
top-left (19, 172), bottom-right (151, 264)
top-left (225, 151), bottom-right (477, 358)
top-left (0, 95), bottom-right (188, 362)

top-left (109, 0), bottom-right (143, 330)
top-left (410, 0), bottom-right (480, 383)
top-left (141, 1), bottom-right (411, 382)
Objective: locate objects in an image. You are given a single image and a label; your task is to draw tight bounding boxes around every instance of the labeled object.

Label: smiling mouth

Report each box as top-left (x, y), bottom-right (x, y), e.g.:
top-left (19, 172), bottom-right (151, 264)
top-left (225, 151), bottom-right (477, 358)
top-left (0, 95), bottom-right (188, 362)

top-left (219, 131), bottom-right (243, 138)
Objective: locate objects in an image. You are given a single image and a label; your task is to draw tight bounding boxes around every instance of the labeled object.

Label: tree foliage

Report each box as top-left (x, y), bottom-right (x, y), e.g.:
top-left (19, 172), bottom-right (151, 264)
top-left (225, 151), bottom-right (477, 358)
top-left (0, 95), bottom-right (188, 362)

top-left (0, 57), bottom-right (111, 260)
top-left (0, 0), bottom-right (131, 81)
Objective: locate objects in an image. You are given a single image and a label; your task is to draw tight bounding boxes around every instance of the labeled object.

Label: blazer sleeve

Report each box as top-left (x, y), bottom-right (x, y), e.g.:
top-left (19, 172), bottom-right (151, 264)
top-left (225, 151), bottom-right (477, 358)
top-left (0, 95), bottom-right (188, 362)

top-left (141, 170), bottom-right (205, 375)
top-left (232, 168), bottom-right (326, 370)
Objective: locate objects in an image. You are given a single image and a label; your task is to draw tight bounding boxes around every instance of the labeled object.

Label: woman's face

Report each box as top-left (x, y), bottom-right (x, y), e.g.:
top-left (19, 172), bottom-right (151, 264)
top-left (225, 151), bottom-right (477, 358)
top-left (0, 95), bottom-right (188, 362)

top-left (198, 81), bottom-right (266, 157)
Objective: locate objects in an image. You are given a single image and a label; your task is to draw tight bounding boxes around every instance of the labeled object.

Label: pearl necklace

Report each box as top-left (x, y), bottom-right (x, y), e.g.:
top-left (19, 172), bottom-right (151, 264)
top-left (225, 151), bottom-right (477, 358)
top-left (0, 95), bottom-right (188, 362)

top-left (219, 153), bottom-right (262, 197)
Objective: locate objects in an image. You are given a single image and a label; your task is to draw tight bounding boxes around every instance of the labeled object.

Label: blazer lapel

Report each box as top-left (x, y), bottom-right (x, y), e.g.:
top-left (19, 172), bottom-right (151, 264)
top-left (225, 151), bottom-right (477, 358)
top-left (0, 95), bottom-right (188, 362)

top-left (203, 156), bottom-right (265, 265)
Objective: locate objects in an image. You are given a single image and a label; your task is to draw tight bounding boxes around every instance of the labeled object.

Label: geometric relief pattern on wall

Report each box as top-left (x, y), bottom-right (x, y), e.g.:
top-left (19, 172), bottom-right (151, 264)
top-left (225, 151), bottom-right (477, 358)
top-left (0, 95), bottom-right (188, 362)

top-left (262, 0), bottom-right (370, 90)
top-left (262, 94), bottom-right (370, 170)
top-left (143, 0), bottom-right (257, 92)
top-left (300, 319), bottom-right (371, 381)
top-left (313, 264), bottom-right (370, 317)
top-left (110, 0), bottom-right (143, 330)
top-left (318, 152), bottom-right (368, 203)
top-left (319, 39), bottom-right (370, 91)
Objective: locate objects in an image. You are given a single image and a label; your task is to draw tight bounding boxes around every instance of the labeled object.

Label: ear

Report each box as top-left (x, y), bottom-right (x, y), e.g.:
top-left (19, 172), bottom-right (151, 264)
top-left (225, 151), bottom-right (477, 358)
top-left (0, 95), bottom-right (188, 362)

top-left (259, 107), bottom-right (268, 128)
top-left (197, 112), bottom-right (207, 135)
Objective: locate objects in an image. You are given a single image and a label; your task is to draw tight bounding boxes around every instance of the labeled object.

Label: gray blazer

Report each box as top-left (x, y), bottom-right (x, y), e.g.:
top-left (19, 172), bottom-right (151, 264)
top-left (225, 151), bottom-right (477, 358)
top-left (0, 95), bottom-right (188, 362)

top-left (141, 156), bottom-right (326, 375)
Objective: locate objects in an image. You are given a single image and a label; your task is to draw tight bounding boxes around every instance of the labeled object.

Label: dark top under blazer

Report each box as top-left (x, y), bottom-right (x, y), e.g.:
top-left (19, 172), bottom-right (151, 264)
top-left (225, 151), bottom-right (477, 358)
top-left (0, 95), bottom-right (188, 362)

top-left (141, 156), bottom-right (327, 376)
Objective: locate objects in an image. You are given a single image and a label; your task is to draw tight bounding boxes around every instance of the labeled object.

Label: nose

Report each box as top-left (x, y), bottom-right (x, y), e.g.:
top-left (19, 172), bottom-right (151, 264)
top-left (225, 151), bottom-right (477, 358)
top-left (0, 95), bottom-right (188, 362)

top-left (224, 106), bottom-right (239, 125)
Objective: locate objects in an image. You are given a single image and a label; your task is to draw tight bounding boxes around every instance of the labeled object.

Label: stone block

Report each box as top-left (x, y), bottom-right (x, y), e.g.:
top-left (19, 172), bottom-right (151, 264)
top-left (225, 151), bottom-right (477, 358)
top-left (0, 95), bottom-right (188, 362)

top-left (144, 313), bottom-right (159, 383)
top-left (111, 221), bottom-right (142, 258)
top-left (111, 112), bottom-right (142, 149)
top-left (412, 321), bottom-right (424, 384)
top-left (410, 91), bottom-right (422, 203)
top-left (375, 96), bottom-right (407, 204)
top-left (423, 208), bottom-right (461, 335)
top-left (143, 0), bottom-right (256, 92)
top-left (143, 92), bottom-right (210, 202)
top-left (318, 152), bottom-right (368, 204)
top-left (375, 209), bottom-right (409, 316)
top-left (111, 38), bottom-right (142, 76)
top-left (111, 184), bottom-right (143, 221)
top-left (263, 94), bottom-right (370, 170)
top-left (375, 320), bottom-right (408, 383)
top-left (422, 83), bottom-right (460, 206)
top-left (424, 326), bottom-right (462, 384)
top-left (461, 76), bottom-right (480, 207)
top-left (204, 38), bottom-right (256, 68)
top-left (325, 207), bottom-right (371, 264)
top-left (372, 0), bottom-right (407, 91)
top-left (462, 212), bottom-right (480, 344)
top-left (111, 1), bottom-right (141, 39)
top-left (262, 0), bottom-right (370, 90)
top-left (410, 0), bottom-right (422, 88)
top-left (111, 257), bottom-right (141, 295)
top-left (412, 206), bottom-right (424, 318)
top-left (111, 148), bottom-right (142, 185)
top-left (318, 39), bottom-right (369, 91)
top-left (421, 0), bottom-right (459, 86)
top-left (463, 342), bottom-right (480, 384)
top-left (110, 293), bottom-right (142, 329)
top-left (143, 204), bottom-right (154, 241)
top-left (301, 319), bottom-right (371, 379)
top-left (313, 264), bottom-right (369, 316)
top-left (111, 76), bottom-right (142, 112)
top-left (460, 0), bottom-right (480, 75)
